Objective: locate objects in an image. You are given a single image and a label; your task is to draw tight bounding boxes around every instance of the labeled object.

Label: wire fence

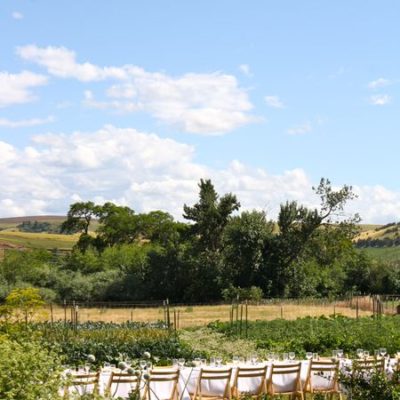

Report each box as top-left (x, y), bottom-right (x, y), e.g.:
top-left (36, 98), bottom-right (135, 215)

top-left (40, 295), bottom-right (399, 328)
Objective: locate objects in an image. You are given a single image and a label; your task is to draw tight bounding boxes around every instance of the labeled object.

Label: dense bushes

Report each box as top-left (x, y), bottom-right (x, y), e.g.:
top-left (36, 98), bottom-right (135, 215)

top-left (0, 338), bottom-right (63, 399)
top-left (1, 178), bottom-right (400, 303)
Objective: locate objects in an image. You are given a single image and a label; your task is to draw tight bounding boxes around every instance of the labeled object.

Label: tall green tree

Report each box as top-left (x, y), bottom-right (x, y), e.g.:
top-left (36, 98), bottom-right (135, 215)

top-left (182, 179), bottom-right (240, 301)
top-left (222, 210), bottom-right (274, 289)
top-left (263, 178), bottom-right (360, 296)
top-left (183, 179), bottom-right (240, 253)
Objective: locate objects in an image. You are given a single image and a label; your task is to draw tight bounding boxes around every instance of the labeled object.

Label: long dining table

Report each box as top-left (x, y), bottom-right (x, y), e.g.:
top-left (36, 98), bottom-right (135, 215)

top-left (65, 358), bottom-right (399, 399)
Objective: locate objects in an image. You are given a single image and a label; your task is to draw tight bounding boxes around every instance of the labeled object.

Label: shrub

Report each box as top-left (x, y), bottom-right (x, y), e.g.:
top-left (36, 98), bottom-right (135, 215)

top-left (0, 339), bottom-right (63, 399)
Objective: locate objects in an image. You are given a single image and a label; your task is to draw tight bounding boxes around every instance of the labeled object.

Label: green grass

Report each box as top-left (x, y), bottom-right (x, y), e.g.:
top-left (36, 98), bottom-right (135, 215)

top-left (358, 247), bottom-right (400, 262)
top-left (0, 230), bottom-right (78, 250)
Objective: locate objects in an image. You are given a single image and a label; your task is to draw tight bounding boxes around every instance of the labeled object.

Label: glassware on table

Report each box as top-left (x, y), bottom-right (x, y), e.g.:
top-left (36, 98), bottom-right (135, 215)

top-left (232, 356), bottom-right (239, 365)
top-left (337, 349), bottom-right (343, 359)
top-left (239, 357), bottom-right (245, 364)
top-left (194, 358), bottom-right (201, 367)
top-left (374, 350), bottom-right (380, 359)
top-left (306, 352), bottom-right (313, 360)
top-left (282, 353), bottom-right (289, 362)
top-left (267, 353), bottom-right (274, 362)
top-left (363, 350), bottom-right (370, 359)
top-left (103, 362), bottom-right (111, 371)
top-left (84, 363), bottom-right (91, 373)
top-left (147, 361), bottom-right (153, 370)
top-left (312, 353), bottom-right (319, 361)
top-left (379, 348), bottom-right (387, 358)
top-left (332, 350), bottom-right (338, 359)
top-left (111, 364), bottom-right (116, 371)
top-left (178, 358), bottom-right (185, 368)
top-left (201, 358), bottom-right (207, 366)
top-left (172, 359), bottom-right (178, 367)
top-left (251, 354), bottom-right (258, 365)
top-left (216, 357), bottom-right (223, 367)
top-left (139, 360), bottom-right (147, 370)
top-left (210, 357), bottom-right (216, 366)
top-left (356, 349), bottom-right (364, 359)
top-left (289, 352), bottom-right (295, 362)
top-left (396, 352), bottom-right (400, 359)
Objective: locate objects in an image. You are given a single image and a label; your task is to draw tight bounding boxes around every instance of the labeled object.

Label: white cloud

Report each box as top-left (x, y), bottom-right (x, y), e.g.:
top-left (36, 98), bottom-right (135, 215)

top-left (17, 44), bottom-right (256, 134)
top-left (12, 11), bottom-right (24, 20)
top-left (17, 45), bottom-right (127, 81)
top-left (239, 64), bottom-right (252, 77)
top-left (368, 78), bottom-right (391, 89)
top-left (265, 95), bottom-right (285, 109)
top-left (92, 72), bottom-right (256, 135)
top-left (1, 125), bottom-right (399, 222)
top-left (0, 115), bottom-right (54, 128)
top-left (0, 71), bottom-right (48, 108)
top-left (369, 94), bottom-right (391, 106)
top-left (287, 122), bottom-right (312, 135)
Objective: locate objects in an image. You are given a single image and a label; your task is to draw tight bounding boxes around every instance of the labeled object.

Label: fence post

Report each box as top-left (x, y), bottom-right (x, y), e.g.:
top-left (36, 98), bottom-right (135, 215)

top-left (356, 297), bottom-right (359, 319)
top-left (63, 299), bottom-right (67, 324)
top-left (166, 299), bottom-right (171, 331)
top-left (239, 303), bottom-right (243, 337)
top-left (245, 300), bottom-right (248, 338)
top-left (50, 303), bottom-right (54, 324)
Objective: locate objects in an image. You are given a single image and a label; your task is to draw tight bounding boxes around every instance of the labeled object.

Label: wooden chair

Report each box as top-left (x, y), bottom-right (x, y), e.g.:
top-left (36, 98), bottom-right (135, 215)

top-left (232, 365), bottom-right (268, 399)
top-left (352, 358), bottom-right (385, 377)
top-left (192, 368), bottom-right (233, 400)
top-left (267, 363), bottom-right (304, 400)
top-left (143, 368), bottom-right (180, 400)
top-left (304, 359), bottom-right (342, 399)
top-left (64, 370), bottom-right (100, 399)
top-left (105, 371), bottom-right (141, 399)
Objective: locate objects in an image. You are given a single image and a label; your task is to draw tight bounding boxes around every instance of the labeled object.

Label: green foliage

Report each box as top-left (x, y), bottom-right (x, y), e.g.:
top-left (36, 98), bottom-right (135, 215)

top-left (183, 178), bottom-right (240, 253)
top-left (221, 285), bottom-right (264, 302)
top-left (1, 321), bottom-right (198, 367)
top-left (211, 315), bottom-right (400, 356)
top-left (340, 370), bottom-right (400, 400)
top-left (0, 338), bottom-right (63, 399)
top-left (2, 177), bottom-right (399, 303)
top-left (3, 287), bottom-right (45, 323)
top-left (17, 220), bottom-right (62, 233)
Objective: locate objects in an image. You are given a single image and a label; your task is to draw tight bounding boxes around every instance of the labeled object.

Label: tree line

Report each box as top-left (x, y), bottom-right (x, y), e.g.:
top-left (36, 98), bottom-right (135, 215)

top-left (1, 178), bottom-right (400, 303)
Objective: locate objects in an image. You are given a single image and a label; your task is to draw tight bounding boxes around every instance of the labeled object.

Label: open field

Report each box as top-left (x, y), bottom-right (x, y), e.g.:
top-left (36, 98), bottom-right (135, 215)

top-left (45, 302), bottom-right (372, 327)
top-left (358, 246), bottom-right (400, 262)
top-left (0, 230), bottom-right (78, 250)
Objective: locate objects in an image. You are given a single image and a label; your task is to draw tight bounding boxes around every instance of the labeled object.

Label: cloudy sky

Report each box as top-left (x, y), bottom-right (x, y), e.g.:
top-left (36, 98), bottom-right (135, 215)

top-left (1, 1), bottom-right (400, 222)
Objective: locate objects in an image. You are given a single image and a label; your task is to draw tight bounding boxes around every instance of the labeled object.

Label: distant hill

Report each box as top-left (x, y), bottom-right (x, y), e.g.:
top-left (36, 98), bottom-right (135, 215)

top-left (0, 215), bottom-right (77, 252)
top-left (354, 222), bottom-right (400, 246)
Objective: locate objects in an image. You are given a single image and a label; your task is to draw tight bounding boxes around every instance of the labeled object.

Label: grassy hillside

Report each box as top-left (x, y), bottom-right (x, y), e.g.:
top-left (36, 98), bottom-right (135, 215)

top-left (0, 230), bottom-right (78, 250)
top-left (0, 215), bottom-right (79, 251)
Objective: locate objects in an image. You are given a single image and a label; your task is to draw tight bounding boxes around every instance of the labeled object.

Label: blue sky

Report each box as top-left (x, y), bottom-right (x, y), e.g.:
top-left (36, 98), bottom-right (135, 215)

top-left (0, 1), bottom-right (399, 222)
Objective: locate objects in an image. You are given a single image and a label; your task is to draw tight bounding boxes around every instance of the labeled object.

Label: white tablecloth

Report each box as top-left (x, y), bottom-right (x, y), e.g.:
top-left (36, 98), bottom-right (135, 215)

top-left (64, 358), bottom-right (398, 399)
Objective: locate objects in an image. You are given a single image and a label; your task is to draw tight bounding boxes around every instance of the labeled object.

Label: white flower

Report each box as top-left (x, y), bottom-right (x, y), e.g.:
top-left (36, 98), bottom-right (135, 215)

top-left (118, 361), bottom-right (128, 371)
top-left (143, 351), bottom-right (151, 359)
top-left (87, 354), bottom-right (96, 363)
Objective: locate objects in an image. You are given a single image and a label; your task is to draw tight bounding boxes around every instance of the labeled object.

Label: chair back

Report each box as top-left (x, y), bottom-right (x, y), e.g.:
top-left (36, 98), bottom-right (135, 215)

top-left (106, 371), bottom-right (141, 399)
top-left (353, 358), bottom-right (385, 376)
top-left (268, 362), bottom-right (302, 396)
top-left (143, 368), bottom-right (180, 400)
top-left (193, 368), bottom-right (233, 399)
top-left (304, 359), bottom-right (339, 393)
top-left (233, 365), bottom-right (268, 396)
top-left (64, 370), bottom-right (100, 398)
